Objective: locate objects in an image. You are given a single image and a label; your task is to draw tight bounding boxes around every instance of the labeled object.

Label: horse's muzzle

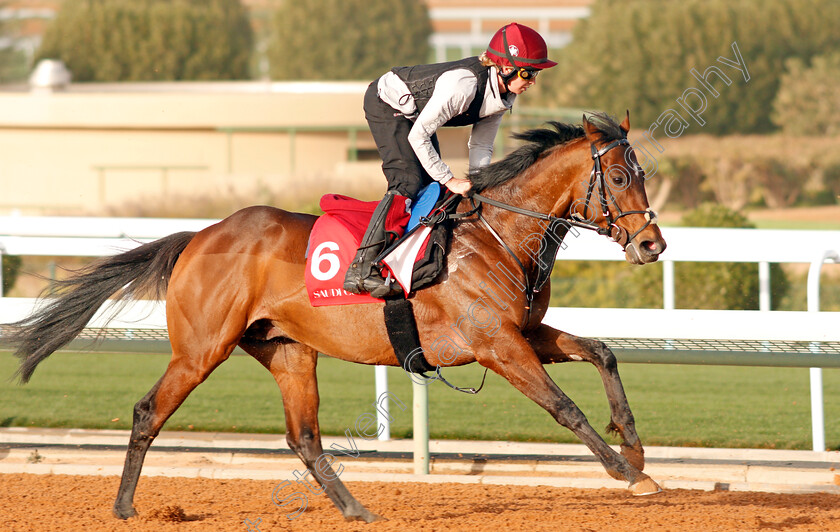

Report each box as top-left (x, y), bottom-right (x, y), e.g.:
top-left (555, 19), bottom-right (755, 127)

top-left (625, 236), bottom-right (666, 265)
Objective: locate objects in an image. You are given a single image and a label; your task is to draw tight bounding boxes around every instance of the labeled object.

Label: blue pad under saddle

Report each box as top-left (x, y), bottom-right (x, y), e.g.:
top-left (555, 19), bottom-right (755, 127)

top-left (407, 182), bottom-right (442, 231)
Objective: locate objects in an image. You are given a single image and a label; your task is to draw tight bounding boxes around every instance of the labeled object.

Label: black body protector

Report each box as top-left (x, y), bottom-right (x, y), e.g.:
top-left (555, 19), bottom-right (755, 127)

top-left (391, 56), bottom-right (490, 127)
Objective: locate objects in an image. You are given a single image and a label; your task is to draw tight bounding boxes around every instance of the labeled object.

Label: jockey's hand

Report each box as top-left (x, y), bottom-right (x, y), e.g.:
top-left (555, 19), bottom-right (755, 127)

top-left (445, 177), bottom-right (472, 196)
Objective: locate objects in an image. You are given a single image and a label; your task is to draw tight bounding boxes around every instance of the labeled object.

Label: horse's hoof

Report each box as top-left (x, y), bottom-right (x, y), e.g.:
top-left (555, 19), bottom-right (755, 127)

top-left (365, 512), bottom-right (387, 523)
top-left (344, 510), bottom-right (386, 523)
top-left (113, 505), bottom-right (136, 519)
top-left (629, 477), bottom-right (662, 496)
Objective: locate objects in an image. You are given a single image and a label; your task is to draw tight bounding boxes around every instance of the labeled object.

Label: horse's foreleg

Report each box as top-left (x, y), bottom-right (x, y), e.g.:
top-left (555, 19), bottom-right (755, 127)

top-left (113, 344), bottom-right (235, 519)
top-left (526, 324), bottom-right (646, 471)
top-left (477, 330), bottom-right (660, 495)
top-left (245, 340), bottom-right (383, 523)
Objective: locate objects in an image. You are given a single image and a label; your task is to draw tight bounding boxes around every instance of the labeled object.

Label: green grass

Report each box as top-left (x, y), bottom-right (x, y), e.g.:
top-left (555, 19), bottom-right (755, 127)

top-left (2, 351), bottom-right (838, 450)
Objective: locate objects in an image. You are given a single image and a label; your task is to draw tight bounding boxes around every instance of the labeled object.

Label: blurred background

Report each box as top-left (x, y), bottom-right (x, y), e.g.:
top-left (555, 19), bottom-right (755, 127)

top-left (1, 0), bottom-right (839, 309)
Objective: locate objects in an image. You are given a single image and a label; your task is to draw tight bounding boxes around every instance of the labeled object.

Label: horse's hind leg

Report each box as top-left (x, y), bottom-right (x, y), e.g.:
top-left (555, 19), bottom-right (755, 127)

top-left (478, 328), bottom-right (660, 495)
top-left (526, 324), bottom-right (646, 471)
top-left (113, 344), bottom-right (235, 519)
top-left (243, 339), bottom-right (383, 523)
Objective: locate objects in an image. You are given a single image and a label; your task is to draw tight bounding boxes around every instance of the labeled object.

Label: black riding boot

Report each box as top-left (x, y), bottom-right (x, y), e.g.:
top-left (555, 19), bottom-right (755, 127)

top-left (343, 192), bottom-right (402, 297)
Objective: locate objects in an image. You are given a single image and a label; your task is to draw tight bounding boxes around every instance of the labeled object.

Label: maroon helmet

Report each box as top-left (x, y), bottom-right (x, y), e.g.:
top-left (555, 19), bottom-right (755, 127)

top-left (486, 23), bottom-right (557, 71)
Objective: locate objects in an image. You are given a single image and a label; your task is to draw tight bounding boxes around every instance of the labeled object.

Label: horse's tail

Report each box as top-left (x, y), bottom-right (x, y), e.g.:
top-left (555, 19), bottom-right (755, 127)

top-left (6, 231), bottom-right (196, 383)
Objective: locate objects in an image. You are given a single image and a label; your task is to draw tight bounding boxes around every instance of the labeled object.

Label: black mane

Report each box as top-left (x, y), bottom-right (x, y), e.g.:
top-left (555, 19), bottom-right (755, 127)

top-left (469, 111), bottom-right (625, 192)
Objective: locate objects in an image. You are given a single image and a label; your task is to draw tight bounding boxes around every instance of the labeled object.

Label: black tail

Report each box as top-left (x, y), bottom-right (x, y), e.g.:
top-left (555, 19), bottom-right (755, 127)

top-left (4, 231), bottom-right (196, 383)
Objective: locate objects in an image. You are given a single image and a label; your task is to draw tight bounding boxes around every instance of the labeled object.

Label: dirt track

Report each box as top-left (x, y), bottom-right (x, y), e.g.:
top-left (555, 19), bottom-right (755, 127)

top-left (1, 474), bottom-right (839, 531)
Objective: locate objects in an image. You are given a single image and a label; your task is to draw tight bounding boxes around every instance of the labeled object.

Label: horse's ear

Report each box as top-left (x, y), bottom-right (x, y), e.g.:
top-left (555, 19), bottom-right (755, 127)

top-left (582, 114), bottom-right (600, 139)
top-left (620, 110), bottom-right (630, 134)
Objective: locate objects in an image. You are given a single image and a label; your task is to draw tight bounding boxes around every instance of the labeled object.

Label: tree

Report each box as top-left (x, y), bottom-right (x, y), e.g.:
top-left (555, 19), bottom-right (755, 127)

top-left (2, 254), bottom-right (21, 294)
top-left (548, 0), bottom-right (840, 135)
top-left (772, 52), bottom-right (840, 136)
top-left (0, 1), bottom-right (29, 82)
top-left (267, 0), bottom-right (431, 81)
top-left (36, 0), bottom-right (253, 81)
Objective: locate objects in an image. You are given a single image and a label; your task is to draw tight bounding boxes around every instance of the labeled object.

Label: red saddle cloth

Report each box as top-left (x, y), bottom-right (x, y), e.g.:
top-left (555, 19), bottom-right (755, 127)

top-left (305, 194), bottom-right (412, 306)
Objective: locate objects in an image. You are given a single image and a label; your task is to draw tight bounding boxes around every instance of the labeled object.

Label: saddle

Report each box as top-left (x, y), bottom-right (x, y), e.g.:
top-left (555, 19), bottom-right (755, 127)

top-left (304, 183), bottom-right (453, 307)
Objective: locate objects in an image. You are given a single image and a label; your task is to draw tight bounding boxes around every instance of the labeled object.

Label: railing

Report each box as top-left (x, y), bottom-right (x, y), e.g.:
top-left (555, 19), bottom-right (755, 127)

top-left (1, 217), bottom-right (839, 461)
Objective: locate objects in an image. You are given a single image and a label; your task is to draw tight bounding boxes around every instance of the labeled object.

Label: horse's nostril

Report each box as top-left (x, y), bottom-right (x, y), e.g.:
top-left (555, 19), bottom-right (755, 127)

top-left (642, 240), bottom-right (660, 254)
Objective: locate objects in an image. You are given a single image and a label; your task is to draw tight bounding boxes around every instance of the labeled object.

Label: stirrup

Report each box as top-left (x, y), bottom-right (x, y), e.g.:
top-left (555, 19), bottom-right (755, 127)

top-left (367, 270), bottom-right (402, 298)
top-left (347, 269), bottom-right (402, 298)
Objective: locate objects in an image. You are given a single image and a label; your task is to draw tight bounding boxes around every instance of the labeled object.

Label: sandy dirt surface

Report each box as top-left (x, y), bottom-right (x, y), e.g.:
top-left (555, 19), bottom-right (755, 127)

top-left (1, 474), bottom-right (839, 531)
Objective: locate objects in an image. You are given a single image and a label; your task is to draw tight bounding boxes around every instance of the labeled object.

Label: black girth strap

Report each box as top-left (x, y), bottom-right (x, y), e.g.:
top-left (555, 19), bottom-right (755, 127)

top-left (382, 296), bottom-right (489, 394)
top-left (383, 298), bottom-right (436, 374)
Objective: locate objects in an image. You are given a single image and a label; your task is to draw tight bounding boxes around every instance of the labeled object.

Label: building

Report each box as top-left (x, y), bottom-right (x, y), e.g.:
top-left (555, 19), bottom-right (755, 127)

top-left (425, 0), bottom-right (592, 62)
top-left (1, 81), bottom-right (362, 214)
top-left (0, 79), bottom-right (507, 214)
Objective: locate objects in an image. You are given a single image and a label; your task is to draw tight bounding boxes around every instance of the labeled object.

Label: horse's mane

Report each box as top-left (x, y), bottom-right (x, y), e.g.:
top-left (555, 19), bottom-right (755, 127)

top-left (469, 111), bottom-right (626, 192)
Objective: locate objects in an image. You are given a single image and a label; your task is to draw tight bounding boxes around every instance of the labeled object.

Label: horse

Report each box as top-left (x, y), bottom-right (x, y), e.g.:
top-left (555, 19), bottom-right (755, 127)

top-left (6, 111), bottom-right (666, 522)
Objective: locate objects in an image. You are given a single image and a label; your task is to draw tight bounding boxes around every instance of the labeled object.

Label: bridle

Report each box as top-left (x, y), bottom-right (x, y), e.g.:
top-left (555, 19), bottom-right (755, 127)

top-left (576, 138), bottom-right (658, 248)
top-left (469, 137), bottom-right (657, 249)
top-left (449, 136), bottom-right (658, 326)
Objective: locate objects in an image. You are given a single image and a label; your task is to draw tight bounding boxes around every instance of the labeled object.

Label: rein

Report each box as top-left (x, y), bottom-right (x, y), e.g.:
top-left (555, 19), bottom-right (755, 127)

top-left (466, 138), bottom-right (658, 327)
top-left (470, 140), bottom-right (656, 243)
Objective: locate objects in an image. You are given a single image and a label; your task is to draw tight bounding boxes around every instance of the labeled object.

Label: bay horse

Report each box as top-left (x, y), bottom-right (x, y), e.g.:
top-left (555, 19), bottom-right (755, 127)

top-left (7, 112), bottom-right (666, 522)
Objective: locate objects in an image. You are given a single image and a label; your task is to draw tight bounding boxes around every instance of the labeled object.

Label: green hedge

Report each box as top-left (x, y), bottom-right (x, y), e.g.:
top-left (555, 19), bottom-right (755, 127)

top-left (674, 203), bottom-right (788, 310)
top-left (36, 0), bottom-right (253, 81)
top-left (0, 2), bottom-right (29, 83)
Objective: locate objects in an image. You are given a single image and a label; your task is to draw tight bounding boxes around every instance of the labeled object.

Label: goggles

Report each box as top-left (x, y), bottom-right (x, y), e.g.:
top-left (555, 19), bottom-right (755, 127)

top-left (517, 68), bottom-right (540, 80)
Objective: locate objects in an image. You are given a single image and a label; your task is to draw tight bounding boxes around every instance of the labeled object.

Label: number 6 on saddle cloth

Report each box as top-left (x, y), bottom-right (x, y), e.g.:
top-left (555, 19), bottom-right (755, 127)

top-left (304, 183), bottom-right (447, 307)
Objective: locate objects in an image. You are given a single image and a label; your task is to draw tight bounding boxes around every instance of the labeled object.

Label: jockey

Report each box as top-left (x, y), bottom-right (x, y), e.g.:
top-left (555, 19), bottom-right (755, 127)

top-left (344, 22), bottom-right (557, 297)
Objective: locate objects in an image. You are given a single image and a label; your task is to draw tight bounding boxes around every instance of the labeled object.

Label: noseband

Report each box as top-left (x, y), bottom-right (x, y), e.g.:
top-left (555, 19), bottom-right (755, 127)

top-left (576, 138), bottom-right (657, 248)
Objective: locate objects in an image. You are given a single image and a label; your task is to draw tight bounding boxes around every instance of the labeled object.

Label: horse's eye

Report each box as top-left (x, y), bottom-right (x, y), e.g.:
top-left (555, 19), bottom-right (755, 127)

top-left (606, 166), bottom-right (631, 192)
